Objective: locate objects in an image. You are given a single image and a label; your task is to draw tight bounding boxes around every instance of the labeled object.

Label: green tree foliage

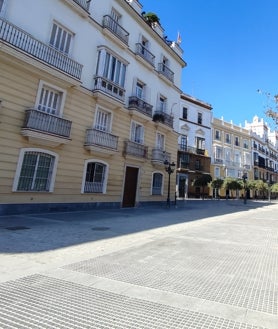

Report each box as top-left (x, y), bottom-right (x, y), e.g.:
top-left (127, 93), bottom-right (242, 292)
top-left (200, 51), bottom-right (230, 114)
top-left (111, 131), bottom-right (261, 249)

top-left (271, 183), bottom-right (278, 192)
top-left (193, 174), bottom-right (212, 199)
top-left (210, 178), bottom-right (224, 189)
top-left (142, 12), bottom-right (160, 25)
top-left (223, 177), bottom-right (242, 198)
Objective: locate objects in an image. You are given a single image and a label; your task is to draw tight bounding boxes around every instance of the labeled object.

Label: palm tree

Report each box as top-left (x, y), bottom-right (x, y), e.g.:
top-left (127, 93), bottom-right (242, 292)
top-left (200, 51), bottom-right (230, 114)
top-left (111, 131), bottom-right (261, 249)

top-left (193, 174), bottom-right (212, 199)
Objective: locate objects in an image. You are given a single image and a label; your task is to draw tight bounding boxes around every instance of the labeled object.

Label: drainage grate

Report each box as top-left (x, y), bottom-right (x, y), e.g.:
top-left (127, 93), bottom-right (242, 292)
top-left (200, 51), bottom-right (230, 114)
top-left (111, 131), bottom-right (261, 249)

top-left (5, 226), bottom-right (30, 231)
top-left (91, 227), bottom-right (110, 231)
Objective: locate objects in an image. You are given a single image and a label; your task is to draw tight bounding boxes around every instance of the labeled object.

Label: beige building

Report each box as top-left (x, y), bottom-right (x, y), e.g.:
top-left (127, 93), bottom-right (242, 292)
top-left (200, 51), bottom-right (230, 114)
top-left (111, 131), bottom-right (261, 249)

top-left (0, 0), bottom-right (186, 214)
top-left (211, 118), bottom-right (252, 198)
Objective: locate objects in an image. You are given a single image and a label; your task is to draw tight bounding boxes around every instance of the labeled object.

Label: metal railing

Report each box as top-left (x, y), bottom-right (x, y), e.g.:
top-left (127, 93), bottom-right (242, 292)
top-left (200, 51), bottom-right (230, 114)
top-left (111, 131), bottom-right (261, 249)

top-left (178, 145), bottom-right (206, 155)
top-left (128, 96), bottom-right (153, 117)
top-left (73, 0), bottom-right (90, 11)
top-left (93, 76), bottom-right (125, 102)
top-left (124, 140), bottom-right (148, 159)
top-left (0, 18), bottom-right (83, 80)
top-left (102, 15), bottom-right (129, 45)
top-left (85, 129), bottom-right (118, 150)
top-left (22, 109), bottom-right (72, 138)
top-left (157, 63), bottom-right (174, 82)
top-left (153, 110), bottom-right (173, 128)
top-left (135, 43), bottom-right (155, 66)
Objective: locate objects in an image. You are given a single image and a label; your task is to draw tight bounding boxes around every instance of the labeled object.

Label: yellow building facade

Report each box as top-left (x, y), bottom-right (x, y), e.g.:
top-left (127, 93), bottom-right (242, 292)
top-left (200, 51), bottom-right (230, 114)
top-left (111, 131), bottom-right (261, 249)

top-left (0, 0), bottom-right (185, 214)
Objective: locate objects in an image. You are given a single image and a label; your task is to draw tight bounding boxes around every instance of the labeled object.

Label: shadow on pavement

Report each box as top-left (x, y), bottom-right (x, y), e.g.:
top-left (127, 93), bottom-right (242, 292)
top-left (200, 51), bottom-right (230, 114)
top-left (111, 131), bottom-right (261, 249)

top-left (0, 199), bottom-right (275, 254)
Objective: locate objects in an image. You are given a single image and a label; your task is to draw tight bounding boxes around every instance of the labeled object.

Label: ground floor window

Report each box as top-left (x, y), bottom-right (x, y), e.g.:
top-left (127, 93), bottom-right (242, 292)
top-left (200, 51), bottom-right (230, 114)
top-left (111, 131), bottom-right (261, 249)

top-left (83, 161), bottom-right (107, 193)
top-left (14, 150), bottom-right (56, 192)
top-left (152, 172), bottom-right (163, 195)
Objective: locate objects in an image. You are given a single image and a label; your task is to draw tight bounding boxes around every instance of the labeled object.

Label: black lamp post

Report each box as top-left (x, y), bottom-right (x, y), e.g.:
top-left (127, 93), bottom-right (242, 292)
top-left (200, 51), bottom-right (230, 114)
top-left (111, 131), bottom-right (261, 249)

top-left (242, 173), bottom-right (247, 204)
top-left (164, 160), bottom-right (175, 207)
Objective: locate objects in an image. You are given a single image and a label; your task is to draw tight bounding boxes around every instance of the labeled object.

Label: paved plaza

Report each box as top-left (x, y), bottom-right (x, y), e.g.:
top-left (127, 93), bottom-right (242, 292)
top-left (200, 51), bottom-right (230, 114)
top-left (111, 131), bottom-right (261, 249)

top-left (0, 200), bottom-right (277, 328)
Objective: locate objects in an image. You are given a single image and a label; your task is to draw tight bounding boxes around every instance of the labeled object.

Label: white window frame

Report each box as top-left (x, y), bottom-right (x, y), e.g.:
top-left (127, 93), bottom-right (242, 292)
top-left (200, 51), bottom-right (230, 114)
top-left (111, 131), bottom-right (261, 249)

top-left (13, 148), bottom-right (58, 192)
top-left (135, 80), bottom-right (145, 99)
top-left (151, 172), bottom-right (163, 195)
top-left (94, 106), bottom-right (112, 132)
top-left (49, 21), bottom-right (73, 55)
top-left (81, 159), bottom-right (109, 194)
top-left (0, 0), bottom-right (7, 16)
top-left (96, 47), bottom-right (127, 87)
top-left (35, 80), bottom-right (66, 116)
top-left (156, 132), bottom-right (165, 150)
top-left (214, 167), bottom-right (220, 178)
top-left (157, 94), bottom-right (167, 112)
top-left (131, 121), bottom-right (144, 144)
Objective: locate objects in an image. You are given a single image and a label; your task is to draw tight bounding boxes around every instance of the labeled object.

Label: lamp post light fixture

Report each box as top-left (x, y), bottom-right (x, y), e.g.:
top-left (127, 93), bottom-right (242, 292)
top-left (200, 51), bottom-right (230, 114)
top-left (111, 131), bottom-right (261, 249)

top-left (164, 160), bottom-right (175, 207)
top-left (242, 173), bottom-right (248, 204)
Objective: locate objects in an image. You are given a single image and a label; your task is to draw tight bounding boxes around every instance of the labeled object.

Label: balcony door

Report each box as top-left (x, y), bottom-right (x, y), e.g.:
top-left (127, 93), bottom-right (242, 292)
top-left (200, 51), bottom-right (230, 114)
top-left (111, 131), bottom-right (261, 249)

top-left (122, 166), bottom-right (138, 207)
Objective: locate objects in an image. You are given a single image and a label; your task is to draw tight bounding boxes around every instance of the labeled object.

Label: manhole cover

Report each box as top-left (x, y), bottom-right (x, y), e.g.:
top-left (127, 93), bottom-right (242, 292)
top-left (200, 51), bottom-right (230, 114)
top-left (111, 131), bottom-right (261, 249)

top-left (5, 226), bottom-right (30, 231)
top-left (91, 227), bottom-right (110, 231)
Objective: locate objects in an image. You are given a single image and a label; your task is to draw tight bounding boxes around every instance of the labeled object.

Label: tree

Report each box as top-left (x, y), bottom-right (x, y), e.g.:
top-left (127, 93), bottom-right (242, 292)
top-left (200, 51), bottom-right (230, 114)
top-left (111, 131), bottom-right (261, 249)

top-left (255, 180), bottom-right (268, 199)
top-left (210, 178), bottom-right (224, 198)
top-left (223, 177), bottom-right (242, 199)
top-left (193, 174), bottom-right (212, 199)
top-left (142, 12), bottom-right (160, 26)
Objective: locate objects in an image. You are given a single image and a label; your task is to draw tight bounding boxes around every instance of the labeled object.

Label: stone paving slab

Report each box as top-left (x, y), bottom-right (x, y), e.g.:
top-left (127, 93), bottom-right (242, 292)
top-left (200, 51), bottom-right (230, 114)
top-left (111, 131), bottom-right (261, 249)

top-left (0, 200), bottom-right (277, 328)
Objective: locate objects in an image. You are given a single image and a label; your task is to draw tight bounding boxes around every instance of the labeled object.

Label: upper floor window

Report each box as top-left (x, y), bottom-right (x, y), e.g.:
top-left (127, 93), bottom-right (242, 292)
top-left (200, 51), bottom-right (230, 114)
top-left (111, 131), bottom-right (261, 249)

top-left (214, 146), bottom-right (223, 160)
top-left (157, 95), bottom-right (167, 112)
top-left (96, 48), bottom-right (127, 87)
top-left (50, 22), bottom-right (73, 55)
top-left (94, 107), bottom-right (111, 132)
top-left (135, 80), bottom-right (144, 99)
top-left (156, 132), bottom-right (165, 150)
top-left (131, 121), bottom-right (144, 144)
top-left (215, 130), bottom-right (221, 140)
top-left (0, 0), bottom-right (5, 14)
top-left (13, 149), bottom-right (57, 192)
top-left (180, 135), bottom-right (187, 150)
top-left (225, 133), bottom-right (231, 144)
top-left (83, 161), bottom-right (107, 193)
top-left (141, 36), bottom-right (149, 50)
top-left (234, 136), bottom-right (240, 146)
top-left (196, 137), bottom-right (205, 150)
top-left (111, 8), bottom-right (121, 23)
top-left (182, 107), bottom-right (188, 120)
top-left (243, 139), bottom-right (249, 149)
top-left (214, 167), bottom-right (220, 178)
top-left (152, 172), bottom-right (163, 195)
top-left (35, 81), bottom-right (66, 116)
top-left (197, 112), bottom-right (202, 125)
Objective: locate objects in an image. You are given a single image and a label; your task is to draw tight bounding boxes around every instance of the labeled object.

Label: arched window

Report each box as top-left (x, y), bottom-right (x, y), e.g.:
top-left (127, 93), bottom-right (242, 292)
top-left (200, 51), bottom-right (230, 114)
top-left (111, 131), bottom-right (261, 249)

top-left (152, 172), bottom-right (163, 195)
top-left (83, 161), bottom-right (108, 193)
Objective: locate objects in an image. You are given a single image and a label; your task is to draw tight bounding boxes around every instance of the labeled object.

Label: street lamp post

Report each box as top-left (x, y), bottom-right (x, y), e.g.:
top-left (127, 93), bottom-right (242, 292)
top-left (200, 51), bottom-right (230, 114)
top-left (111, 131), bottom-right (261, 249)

top-left (164, 160), bottom-right (175, 207)
top-left (242, 173), bottom-right (247, 204)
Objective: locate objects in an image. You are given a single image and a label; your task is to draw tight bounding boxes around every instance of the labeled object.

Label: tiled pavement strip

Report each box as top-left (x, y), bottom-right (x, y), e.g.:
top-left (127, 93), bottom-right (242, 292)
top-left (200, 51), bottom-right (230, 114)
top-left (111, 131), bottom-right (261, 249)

top-left (0, 200), bottom-right (277, 328)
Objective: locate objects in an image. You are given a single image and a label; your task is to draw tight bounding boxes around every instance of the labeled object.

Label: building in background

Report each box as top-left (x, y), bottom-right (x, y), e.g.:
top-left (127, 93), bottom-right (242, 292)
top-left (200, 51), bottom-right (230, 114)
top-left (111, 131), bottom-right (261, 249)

top-left (0, 0), bottom-right (186, 214)
top-left (245, 116), bottom-right (278, 191)
top-left (176, 94), bottom-right (212, 199)
top-left (211, 118), bottom-right (252, 198)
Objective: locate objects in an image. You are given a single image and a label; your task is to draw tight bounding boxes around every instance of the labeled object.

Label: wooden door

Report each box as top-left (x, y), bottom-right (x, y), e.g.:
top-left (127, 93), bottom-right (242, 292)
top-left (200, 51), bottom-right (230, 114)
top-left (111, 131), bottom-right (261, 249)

top-left (122, 166), bottom-right (138, 208)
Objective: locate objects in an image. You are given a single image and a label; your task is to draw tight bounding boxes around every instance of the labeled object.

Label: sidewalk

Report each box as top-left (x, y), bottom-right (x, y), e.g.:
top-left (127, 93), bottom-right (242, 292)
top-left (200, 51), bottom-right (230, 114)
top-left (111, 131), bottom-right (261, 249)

top-left (0, 200), bottom-right (277, 328)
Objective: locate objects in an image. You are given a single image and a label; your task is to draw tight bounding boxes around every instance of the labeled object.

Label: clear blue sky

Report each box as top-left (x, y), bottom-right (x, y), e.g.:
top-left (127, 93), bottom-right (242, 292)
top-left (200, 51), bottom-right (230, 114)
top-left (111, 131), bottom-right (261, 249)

top-left (140, 0), bottom-right (278, 126)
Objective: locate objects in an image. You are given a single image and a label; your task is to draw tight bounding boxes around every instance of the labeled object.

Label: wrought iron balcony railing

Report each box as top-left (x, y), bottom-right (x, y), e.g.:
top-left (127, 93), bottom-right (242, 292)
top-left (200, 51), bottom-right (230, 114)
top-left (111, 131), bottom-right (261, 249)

top-left (157, 63), bottom-right (174, 82)
top-left (153, 110), bottom-right (173, 128)
top-left (178, 145), bottom-right (206, 156)
top-left (22, 109), bottom-right (72, 138)
top-left (0, 18), bottom-right (83, 80)
top-left (73, 0), bottom-right (90, 11)
top-left (128, 96), bottom-right (153, 117)
top-left (85, 128), bottom-right (118, 150)
top-left (135, 43), bottom-right (155, 66)
top-left (124, 140), bottom-right (148, 159)
top-left (102, 15), bottom-right (129, 45)
top-left (93, 76), bottom-right (125, 102)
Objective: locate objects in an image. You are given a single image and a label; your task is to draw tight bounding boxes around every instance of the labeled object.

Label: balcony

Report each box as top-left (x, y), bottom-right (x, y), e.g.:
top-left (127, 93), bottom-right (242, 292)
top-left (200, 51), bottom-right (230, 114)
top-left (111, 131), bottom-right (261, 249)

top-left (21, 109), bottom-right (72, 146)
top-left (157, 63), bottom-right (174, 83)
top-left (128, 96), bottom-right (153, 118)
top-left (214, 158), bottom-right (224, 164)
top-left (84, 129), bottom-right (118, 155)
top-left (135, 43), bottom-right (155, 68)
top-left (102, 15), bottom-right (129, 47)
top-left (93, 76), bottom-right (125, 103)
top-left (0, 18), bottom-right (83, 80)
top-left (151, 149), bottom-right (171, 167)
top-left (178, 145), bottom-right (207, 156)
top-left (153, 111), bottom-right (173, 128)
top-left (73, 0), bottom-right (90, 11)
top-left (124, 140), bottom-right (148, 160)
